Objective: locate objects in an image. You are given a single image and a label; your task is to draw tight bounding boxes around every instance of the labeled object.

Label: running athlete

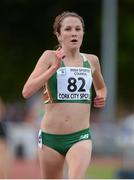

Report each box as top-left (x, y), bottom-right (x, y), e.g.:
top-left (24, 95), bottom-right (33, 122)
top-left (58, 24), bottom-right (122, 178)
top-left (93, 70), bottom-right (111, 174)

top-left (22, 11), bottom-right (107, 179)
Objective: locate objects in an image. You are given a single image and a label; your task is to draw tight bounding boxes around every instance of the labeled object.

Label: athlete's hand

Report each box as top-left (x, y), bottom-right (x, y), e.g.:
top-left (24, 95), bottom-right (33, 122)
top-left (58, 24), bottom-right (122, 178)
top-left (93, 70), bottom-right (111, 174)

top-left (93, 96), bottom-right (106, 108)
top-left (52, 48), bottom-right (65, 70)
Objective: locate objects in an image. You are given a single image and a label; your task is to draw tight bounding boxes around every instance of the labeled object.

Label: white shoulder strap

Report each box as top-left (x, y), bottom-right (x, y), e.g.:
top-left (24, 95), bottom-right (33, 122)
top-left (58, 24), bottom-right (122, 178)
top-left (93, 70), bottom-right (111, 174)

top-left (80, 53), bottom-right (87, 62)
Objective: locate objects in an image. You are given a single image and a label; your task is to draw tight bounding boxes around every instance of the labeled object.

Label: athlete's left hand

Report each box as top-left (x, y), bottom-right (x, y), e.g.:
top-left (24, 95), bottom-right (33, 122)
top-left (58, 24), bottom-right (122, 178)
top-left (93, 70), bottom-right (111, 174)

top-left (93, 96), bottom-right (106, 108)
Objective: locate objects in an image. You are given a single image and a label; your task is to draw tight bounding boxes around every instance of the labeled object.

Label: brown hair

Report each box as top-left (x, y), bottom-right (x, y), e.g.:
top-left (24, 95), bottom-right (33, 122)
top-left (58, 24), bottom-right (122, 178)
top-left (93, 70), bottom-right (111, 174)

top-left (53, 11), bottom-right (85, 35)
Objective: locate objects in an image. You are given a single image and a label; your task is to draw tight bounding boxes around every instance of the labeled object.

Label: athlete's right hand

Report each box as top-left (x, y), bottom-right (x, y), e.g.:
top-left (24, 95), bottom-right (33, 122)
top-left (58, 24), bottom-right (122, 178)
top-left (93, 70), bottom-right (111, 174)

top-left (52, 48), bottom-right (65, 70)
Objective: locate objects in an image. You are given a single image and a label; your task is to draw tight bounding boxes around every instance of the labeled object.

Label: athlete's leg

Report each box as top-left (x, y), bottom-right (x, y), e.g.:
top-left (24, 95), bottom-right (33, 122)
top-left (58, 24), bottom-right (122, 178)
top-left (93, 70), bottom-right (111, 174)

top-left (66, 140), bottom-right (92, 179)
top-left (38, 145), bottom-right (65, 179)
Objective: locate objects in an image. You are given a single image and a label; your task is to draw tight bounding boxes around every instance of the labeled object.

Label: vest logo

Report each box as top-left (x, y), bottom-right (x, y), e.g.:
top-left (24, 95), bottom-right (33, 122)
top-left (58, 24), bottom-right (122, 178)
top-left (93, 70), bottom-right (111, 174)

top-left (59, 69), bottom-right (66, 75)
top-left (79, 133), bottom-right (89, 140)
top-left (38, 130), bottom-right (42, 148)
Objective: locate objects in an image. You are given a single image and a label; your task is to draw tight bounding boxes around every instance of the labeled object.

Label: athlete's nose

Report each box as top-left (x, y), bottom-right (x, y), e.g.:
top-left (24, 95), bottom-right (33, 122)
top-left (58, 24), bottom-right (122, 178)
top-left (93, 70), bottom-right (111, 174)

top-left (71, 29), bottom-right (77, 36)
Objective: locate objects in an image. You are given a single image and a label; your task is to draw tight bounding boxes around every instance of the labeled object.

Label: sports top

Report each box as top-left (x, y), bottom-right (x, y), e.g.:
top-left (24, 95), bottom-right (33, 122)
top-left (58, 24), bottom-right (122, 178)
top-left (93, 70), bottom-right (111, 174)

top-left (43, 53), bottom-right (93, 104)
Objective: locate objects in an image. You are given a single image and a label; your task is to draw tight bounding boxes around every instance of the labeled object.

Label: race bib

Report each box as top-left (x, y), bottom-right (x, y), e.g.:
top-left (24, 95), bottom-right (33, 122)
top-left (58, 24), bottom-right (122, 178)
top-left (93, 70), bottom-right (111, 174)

top-left (57, 67), bottom-right (92, 100)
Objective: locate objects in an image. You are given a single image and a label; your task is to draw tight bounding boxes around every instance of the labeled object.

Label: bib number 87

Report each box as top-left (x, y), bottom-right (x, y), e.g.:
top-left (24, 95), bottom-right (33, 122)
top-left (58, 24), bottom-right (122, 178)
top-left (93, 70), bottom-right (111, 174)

top-left (67, 77), bottom-right (86, 92)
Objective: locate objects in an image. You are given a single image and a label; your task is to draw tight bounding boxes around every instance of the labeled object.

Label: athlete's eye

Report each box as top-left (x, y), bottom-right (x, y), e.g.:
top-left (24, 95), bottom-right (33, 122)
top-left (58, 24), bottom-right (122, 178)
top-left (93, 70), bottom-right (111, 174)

top-left (76, 27), bottom-right (82, 31)
top-left (65, 27), bottom-right (71, 31)
top-left (65, 26), bottom-right (71, 31)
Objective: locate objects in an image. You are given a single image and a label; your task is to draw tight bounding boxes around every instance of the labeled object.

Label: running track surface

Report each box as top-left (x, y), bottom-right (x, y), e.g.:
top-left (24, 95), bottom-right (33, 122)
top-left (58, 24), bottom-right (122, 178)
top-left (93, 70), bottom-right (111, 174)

top-left (9, 156), bottom-right (121, 179)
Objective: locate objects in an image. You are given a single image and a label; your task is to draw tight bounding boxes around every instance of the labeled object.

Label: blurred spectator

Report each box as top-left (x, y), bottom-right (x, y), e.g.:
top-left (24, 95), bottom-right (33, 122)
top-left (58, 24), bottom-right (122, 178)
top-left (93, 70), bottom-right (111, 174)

top-left (0, 97), bottom-right (9, 178)
top-left (5, 102), bottom-right (25, 123)
top-left (8, 106), bottom-right (39, 160)
top-left (116, 114), bottom-right (134, 179)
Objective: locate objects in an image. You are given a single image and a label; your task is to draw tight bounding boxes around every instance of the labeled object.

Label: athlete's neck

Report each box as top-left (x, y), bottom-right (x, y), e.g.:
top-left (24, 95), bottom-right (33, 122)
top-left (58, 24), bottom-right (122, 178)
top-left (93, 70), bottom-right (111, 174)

top-left (62, 48), bottom-right (81, 61)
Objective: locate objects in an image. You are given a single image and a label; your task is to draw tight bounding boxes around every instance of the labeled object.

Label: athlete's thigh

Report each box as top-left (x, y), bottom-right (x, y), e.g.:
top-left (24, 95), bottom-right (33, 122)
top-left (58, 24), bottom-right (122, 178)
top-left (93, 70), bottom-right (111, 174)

top-left (38, 145), bottom-right (65, 178)
top-left (66, 140), bottom-right (92, 162)
top-left (66, 140), bottom-right (92, 178)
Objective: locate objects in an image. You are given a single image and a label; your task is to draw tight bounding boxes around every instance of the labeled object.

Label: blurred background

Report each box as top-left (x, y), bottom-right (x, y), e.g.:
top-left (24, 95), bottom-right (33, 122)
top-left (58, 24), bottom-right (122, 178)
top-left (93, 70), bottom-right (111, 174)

top-left (0, 0), bottom-right (134, 178)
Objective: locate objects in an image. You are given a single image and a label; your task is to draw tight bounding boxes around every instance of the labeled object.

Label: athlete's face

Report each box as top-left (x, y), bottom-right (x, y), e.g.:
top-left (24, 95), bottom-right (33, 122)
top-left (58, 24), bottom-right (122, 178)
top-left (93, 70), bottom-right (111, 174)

top-left (57, 17), bottom-right (84, 50)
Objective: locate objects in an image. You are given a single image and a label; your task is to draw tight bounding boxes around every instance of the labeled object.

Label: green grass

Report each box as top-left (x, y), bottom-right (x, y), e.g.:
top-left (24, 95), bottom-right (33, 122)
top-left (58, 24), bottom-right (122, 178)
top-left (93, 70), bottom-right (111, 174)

top-left (86, 164), bottom-right (117, 179)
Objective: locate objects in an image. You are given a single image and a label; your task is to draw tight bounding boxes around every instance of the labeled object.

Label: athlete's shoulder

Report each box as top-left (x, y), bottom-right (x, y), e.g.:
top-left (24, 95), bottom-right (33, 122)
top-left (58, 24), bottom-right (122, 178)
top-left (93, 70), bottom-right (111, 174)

top-left (39, 50), bottom-right (56, 65)
top-left (82, 53), bottom-right (100, 73)
top-left (41, 50), bottom-right (55, 58)
top-left (83, 53), bottom-right (99, 62)
top-left (84, 53), bottom-right (100, 66)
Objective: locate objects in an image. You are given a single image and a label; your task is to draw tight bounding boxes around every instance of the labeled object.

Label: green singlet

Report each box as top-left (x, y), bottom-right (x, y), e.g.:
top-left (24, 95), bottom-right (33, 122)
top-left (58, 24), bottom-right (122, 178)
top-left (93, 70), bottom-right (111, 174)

top-left (43, 53), bottom-right (93, 104)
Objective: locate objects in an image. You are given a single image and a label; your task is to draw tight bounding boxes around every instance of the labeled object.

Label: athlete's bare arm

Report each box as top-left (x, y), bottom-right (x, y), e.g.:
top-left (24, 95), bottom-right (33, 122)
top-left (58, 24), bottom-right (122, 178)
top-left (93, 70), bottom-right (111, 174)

top-left (22, 49), bottom-right (64, 99)
top-left (88, 54), bottom-right (107, 108)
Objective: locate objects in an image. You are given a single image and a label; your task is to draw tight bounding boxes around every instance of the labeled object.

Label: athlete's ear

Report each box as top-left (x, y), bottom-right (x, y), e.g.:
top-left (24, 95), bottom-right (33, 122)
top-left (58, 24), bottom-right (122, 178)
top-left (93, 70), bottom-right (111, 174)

top-left (56, 32), bottom-right (62, 42)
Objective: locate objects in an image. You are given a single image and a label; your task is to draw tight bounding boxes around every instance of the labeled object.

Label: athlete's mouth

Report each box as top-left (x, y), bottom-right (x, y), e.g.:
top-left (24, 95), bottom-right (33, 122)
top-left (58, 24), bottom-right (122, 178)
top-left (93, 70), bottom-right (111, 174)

top-left (70, 39), bottom-right (78, 42)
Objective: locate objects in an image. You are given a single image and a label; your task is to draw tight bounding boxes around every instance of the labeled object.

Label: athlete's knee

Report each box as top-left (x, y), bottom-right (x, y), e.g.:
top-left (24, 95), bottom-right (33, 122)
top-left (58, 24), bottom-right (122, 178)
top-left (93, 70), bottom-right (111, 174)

top-left (67, 156), bottom-right (90, 179)
top-left (68, 167), bottom-right (87, 179)
top-left (41, 169), bottom-right (63, 179)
